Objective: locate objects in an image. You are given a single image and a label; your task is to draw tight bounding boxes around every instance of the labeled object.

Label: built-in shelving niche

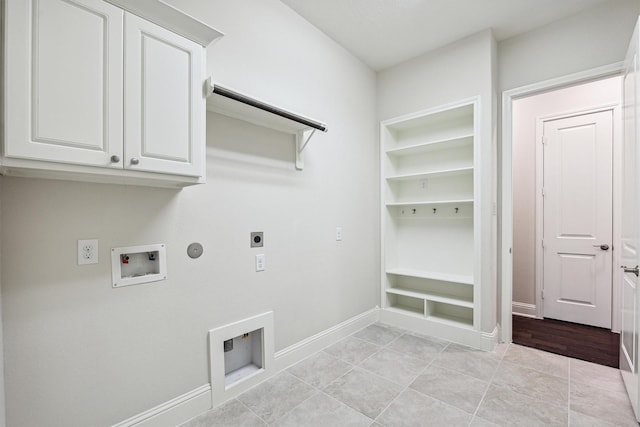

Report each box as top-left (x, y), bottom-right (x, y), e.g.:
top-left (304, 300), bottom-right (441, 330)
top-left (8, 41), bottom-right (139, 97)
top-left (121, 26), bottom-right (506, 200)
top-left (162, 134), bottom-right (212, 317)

top-left (381, 99), bottom-right (479, 335)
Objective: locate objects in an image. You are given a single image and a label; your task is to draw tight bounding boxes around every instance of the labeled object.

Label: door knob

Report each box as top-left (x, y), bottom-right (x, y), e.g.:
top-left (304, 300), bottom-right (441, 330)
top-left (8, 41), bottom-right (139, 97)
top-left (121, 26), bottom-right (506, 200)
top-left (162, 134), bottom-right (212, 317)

top-left (110, 155), bottom-right (120, 163)
top-left (130, 158), bottom-right (140, 165)
top-left (592, 244), bottom-right (610, 251)
top-left (621, 265), bottom-right (639, 277)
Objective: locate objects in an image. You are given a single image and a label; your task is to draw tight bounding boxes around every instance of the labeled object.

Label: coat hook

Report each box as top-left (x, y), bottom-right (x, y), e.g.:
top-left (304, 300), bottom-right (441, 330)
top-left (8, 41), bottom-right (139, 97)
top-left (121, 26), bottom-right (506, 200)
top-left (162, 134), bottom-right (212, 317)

top-left (433, 208), bottom-right (437, 214)
top-left (412, 208), bottom-right (417, 214)
top-left (455, 207), bottom-right (459, 214)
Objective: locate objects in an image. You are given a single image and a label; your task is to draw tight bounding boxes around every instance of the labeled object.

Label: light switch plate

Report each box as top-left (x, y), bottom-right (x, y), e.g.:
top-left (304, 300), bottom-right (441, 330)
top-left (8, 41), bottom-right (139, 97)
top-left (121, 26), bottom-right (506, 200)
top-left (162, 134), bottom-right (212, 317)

top-left (255, 254), bottom-right (265, 272)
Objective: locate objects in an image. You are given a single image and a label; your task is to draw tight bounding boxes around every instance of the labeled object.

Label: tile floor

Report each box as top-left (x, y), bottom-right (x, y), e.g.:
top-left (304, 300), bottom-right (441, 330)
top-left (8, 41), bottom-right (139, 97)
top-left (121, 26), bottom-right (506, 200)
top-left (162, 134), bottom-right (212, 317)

top-left (181, 323), bottom-right (638, 426)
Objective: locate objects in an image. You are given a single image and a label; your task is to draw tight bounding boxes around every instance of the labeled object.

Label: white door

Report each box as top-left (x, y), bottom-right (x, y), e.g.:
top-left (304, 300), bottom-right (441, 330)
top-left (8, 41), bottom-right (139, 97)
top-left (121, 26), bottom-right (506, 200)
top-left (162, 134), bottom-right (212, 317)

top-left (621, 17), bottom-right (640, 422)
top-left (124, 13), bottom-right (205, 177)
top-left (4, 0), bottom-right (124, 168)
top-left (542, 110), bottom-right (613, 328)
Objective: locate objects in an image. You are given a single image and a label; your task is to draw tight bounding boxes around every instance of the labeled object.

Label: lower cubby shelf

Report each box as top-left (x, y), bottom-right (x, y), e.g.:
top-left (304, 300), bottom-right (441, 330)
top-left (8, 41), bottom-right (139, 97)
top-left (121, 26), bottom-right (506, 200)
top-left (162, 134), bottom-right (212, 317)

top-left (384, 269), bottom-right (475, 329)
top-left (385, 294), bottom-right (474, 329)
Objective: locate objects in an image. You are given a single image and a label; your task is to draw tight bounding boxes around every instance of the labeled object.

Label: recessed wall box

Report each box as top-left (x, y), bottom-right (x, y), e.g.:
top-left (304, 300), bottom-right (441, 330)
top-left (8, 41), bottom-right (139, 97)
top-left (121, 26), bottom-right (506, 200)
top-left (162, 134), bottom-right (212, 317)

top-left (209, 311), bottom-right (274, 405)
top-left (250, 232), bottom-right (263, 248)
top-left (111, 243), bottom-right (167, 288)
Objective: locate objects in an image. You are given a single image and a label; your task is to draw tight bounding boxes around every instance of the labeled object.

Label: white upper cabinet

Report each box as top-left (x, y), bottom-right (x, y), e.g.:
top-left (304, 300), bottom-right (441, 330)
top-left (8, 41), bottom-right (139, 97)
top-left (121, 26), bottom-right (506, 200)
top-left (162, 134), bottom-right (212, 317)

top-left (2, 0), bottom-right (221, 187)
top-left (124, 13), bottom-right (204, 177)
top-left (4, 0), bottom-right (124, 168)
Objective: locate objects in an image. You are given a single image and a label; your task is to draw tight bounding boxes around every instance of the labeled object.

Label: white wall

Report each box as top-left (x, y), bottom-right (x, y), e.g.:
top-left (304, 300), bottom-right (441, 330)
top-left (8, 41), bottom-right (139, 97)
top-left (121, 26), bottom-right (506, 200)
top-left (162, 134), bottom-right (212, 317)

top-left (499, 0), bottom-right (640, 92)
top-left (0, 1), bottom-right (378, 426)
top-left (377, 30), bottom-right (498, 333)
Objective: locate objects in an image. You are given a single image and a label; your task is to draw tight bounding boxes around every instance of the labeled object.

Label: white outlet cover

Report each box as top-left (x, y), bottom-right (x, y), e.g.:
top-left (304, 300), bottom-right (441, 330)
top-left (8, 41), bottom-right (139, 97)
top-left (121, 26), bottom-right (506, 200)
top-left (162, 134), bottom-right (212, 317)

top-left (78, 239), bottom-right (99, 265)
top-left (255, 254), bottom-right (265, 272)
top-left (336, 227), bottom-right (343, 241)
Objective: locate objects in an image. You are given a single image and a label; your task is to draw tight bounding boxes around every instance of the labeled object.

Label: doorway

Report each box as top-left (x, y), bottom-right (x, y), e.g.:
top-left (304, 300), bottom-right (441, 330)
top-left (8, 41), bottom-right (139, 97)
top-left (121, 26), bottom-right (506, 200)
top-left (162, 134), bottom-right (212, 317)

top-left (503, 68), bottom-right (624, 359)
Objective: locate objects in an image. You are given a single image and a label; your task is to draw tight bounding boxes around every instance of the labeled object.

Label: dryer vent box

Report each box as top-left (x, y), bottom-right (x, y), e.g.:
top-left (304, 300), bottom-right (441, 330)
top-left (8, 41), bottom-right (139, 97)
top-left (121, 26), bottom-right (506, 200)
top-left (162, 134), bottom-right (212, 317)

top-left (111, 243), bottom-right (167, 288)
top-left (223, 329), bottom-right (264, 389)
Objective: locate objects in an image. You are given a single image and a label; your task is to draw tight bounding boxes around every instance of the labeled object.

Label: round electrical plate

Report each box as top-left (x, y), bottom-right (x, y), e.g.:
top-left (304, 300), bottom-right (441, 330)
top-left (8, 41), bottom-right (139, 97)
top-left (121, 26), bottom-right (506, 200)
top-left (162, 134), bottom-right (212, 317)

top-left (187, 242), bottom-right (203, 259)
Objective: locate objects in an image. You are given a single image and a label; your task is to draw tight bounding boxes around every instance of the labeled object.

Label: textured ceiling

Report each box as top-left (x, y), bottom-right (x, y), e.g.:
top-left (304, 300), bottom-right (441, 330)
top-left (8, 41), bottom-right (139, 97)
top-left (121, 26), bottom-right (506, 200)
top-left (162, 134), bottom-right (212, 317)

top-left (280, 0), bottom-right (611, 70)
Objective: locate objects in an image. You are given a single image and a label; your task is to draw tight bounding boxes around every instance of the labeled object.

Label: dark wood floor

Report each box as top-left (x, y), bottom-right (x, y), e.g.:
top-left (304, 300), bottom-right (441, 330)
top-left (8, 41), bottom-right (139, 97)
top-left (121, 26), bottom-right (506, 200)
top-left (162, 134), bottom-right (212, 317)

top-left (512, 315), bottom-right (620, 368)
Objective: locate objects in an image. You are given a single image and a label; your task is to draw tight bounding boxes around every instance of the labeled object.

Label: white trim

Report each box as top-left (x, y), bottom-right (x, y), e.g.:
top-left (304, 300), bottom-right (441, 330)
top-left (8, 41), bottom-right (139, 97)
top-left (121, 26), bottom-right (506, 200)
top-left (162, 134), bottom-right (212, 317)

top-left (500, 62), bottom-right (624, 343)
top-left (379, 308), bottom-right (497, 351)
top-left (273, 307), bottom-right (379, 370)
top-left (114, 308), bottom-right (380, 426)
top-left (210, 308), bottom-right (379, 407)
top-left (111, 384), bottom-right (212, 427)
top-left (209, 312), bottom-right (275, 407)
top-left (512, 302), bottom-right (538, 318)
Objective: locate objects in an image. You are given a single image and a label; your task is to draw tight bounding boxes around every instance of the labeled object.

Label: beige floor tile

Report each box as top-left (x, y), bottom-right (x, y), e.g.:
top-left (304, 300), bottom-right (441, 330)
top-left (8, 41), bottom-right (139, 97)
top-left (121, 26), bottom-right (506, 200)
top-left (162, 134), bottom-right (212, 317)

top-left (324, 336), bottom-right (381, 365)
top-left (432, 343), bottom-right (501, 381)
top-left (503, 344), bottom-right (569, 378)
top-left (323, 367), bottom-right (402, 419)
top-left (385, 332), bottom-right (447, 361)
top-left (180, 399), bottom-right (266, 427)
top-left (377, 389), bottom-right (472, 427)
top-left (569, 410), bottom-right (620, 427)
top-left (477, 383), bottom-right (567, 426)
top-left (237, 372), bottom-right (316, 424)
top-left (570, 358), bottom-right (626, 394)
top-left (358, 347), bottom-right (429, 386)
top-left (271, 392), bottom-right (372, 427)
top-left (352, 323), bottom-right (405, 346)
top-left (287, 351), bottom-right (352, 388)
top-left (493, 360), bottom-right (568, 403)
top-left (410, 365), bottom-right (488, 414)
top-left (570, 380), bottom-right (637, 426)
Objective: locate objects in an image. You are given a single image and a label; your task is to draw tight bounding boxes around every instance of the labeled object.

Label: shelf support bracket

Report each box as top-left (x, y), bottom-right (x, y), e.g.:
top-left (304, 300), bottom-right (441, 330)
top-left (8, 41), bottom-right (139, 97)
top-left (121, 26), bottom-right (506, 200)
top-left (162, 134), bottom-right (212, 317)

top-left (295, 129), bottom-right (316, 170)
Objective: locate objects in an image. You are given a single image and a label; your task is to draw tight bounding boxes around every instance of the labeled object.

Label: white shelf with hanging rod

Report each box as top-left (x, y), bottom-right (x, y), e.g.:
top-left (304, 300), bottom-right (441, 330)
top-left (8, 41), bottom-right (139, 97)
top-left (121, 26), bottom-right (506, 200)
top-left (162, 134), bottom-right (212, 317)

top-left (205, 80), bottom-right (328, 170)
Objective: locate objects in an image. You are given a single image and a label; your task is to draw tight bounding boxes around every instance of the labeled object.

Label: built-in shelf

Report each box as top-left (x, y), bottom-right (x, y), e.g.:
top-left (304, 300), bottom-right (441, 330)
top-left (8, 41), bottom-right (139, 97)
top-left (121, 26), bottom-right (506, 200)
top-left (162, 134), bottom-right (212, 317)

top-left (385, 199), bottom-right (474, 207)
top-left (386, 134), bottom-right (474, 157)
top-left (386, 268), bottom-right (474, 286)
top-left (425, 313), bottom-right (474, 329)
top-left (386, 166), bottom-right (473, 182)
top-left (385, 306), bottom-right (425, 318)
top-left (206, 82), bottom-right (328, 170)
top-left (386, 287), bottom-right (473, 308)
top-left (381, 99), bottom-right (482, 343)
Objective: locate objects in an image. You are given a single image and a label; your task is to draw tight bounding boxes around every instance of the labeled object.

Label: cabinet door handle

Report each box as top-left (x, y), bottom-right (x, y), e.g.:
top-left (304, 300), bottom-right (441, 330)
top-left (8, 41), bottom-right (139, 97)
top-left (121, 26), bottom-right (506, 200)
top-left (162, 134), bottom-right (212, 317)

top-left (592, 244), bottom-right (610, 251)
top-left (130, 158), bottom-right (140, 165)
top-left (110, 155), bottom-right (120, 163)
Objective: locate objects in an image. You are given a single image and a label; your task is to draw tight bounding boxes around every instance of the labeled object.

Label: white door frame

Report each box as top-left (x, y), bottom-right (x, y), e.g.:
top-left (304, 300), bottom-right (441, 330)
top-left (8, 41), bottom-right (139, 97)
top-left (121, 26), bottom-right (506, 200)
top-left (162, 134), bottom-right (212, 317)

top-left (501, 62), bottom-right (624, 343)
top-left (535, 106), bottom-right (619, 321)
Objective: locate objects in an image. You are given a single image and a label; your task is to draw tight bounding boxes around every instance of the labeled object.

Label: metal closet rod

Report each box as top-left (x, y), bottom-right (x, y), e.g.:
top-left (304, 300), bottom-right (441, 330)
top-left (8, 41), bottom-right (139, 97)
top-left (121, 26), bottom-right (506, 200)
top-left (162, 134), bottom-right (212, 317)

top-left (212, 84), bottom-right (328, 133)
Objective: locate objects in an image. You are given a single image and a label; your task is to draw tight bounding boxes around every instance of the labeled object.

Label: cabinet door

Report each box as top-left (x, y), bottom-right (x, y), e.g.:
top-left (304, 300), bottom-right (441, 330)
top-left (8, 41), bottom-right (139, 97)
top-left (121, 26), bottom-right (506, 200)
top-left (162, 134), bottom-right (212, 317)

top-left (4, 0), bottom-right (124, 168)
top-left (124, 13), bottom-right (205, 177)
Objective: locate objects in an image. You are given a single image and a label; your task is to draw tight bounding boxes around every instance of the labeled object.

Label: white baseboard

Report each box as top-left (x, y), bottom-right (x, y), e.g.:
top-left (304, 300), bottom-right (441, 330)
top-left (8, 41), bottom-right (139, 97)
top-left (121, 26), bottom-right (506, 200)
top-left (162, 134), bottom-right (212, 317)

top-left (512, 302), bottom-right (538, 318)
top-left (273, 307), bottom-right (379, 371)
top-left (379, 309), bottom-right (497, 351)
top-left (111, 307), bottom-right (379, 427)
top-left (111, 384), bottom-right (212, 427)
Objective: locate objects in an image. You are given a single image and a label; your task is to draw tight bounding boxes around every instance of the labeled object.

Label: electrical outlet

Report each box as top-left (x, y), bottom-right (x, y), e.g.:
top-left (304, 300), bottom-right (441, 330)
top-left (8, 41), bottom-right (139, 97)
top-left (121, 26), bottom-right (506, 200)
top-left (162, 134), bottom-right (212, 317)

top-left (78, 239), bottom-right (99, 265)
top-left (336, 227), bottom-right (343, 241)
